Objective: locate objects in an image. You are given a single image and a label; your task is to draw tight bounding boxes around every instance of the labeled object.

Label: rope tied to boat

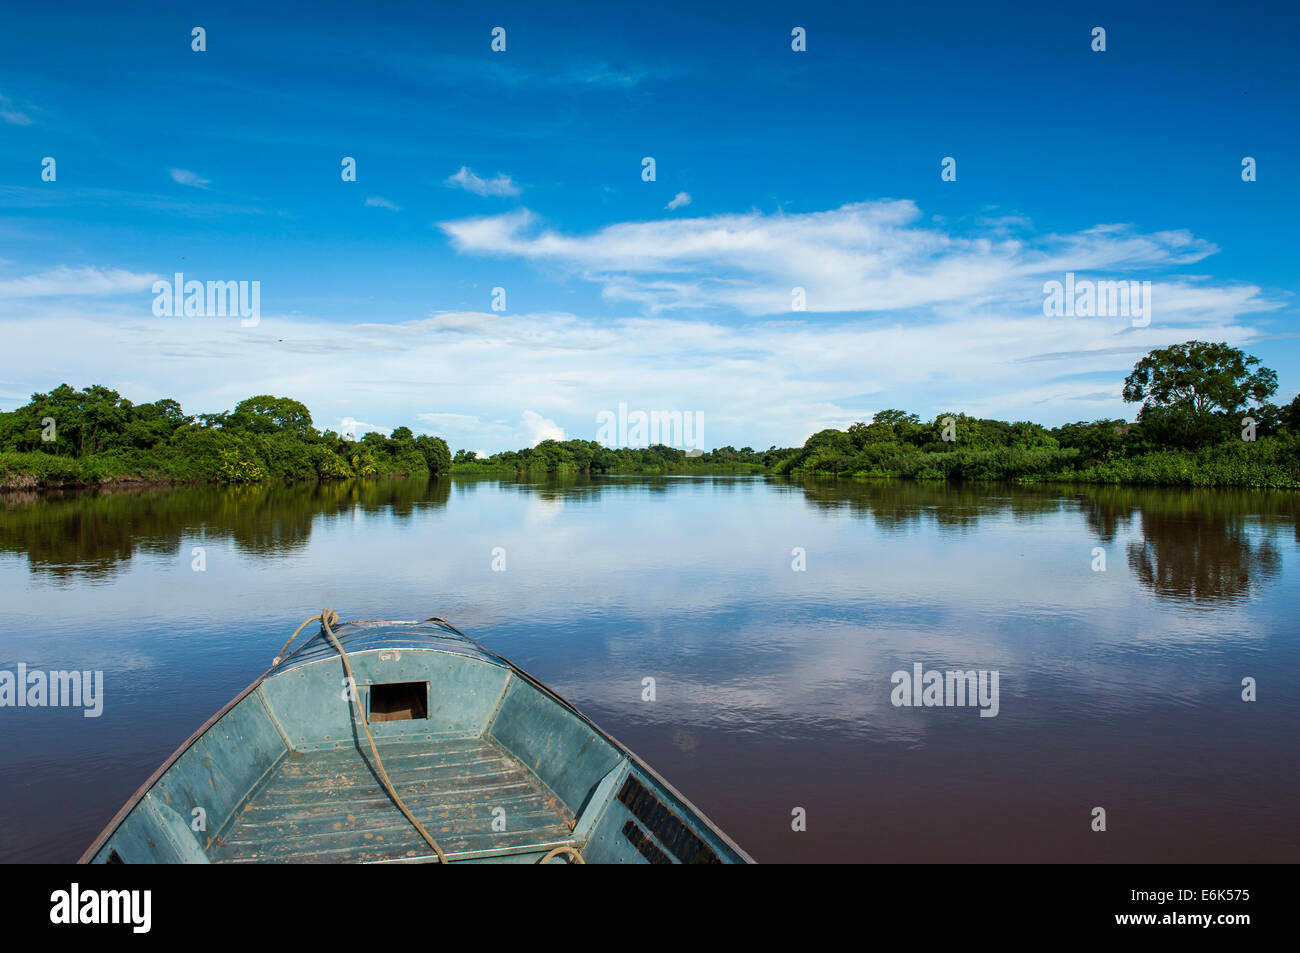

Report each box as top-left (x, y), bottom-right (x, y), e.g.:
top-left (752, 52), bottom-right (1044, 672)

top-left (275, 610), bottom-right (448, 864)
top-left (540, 845), bottom-right (586, 864)
top-left (271, 610), bottom-right (335, 666)
top-left (273, 611), bottom-right (585, 866)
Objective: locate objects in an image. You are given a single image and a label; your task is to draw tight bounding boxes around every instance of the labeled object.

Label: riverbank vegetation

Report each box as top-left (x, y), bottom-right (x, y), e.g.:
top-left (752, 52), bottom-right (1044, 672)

top-left (0, 388), bottom-right (451, 489)
top-left (449, 442), bottom-right (780, 475)
top-left (2, 342), bottom-right (1297, 489)
top-left (780, 342), bottom-right (1300, 487)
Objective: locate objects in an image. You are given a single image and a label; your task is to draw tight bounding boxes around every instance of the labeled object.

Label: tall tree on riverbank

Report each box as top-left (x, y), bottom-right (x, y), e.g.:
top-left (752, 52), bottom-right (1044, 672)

top-left (1122, 341), bottom-right (1278, 447)
top-left (229, 395), bottom-right (315, 435)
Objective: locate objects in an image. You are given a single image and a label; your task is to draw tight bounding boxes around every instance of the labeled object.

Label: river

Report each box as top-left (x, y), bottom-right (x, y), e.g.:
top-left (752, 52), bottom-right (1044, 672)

top-left (1, 475), bottom-right (1297, 862)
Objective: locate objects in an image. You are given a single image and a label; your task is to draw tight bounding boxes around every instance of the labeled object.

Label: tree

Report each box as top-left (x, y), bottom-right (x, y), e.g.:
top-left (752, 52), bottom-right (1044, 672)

top-left (1123, 341), bottom-right (1277, 420)
top-left (872, 409), bottom-right (920, 427)
top-left (847, 420), bottom-right (895, 448)
top-left (414, 434), bottom-right (452, 475)
top-left (1052, 419), bottom-right (1129, 462)
top-left (230, 395), bottom-right (314, 435)
top-left (1122, 342), bottom-right (1277, 448)
top-left (124, 398), bottom-right (191, 448)
top-left (359, 431), bottom-right (388, 452)
top-left (18, 384), bottom-right (134, 456)
top-left (1282, 394), bottom-right (1300, 433)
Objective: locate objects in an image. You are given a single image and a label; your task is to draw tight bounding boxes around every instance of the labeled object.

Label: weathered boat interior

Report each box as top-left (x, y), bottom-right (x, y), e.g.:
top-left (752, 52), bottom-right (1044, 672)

top-left (82, 620), bottom-right (749, 864)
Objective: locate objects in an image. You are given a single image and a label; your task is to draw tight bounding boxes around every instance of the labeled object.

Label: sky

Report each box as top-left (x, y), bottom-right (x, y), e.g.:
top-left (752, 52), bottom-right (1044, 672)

top-left (1, 0), bottom-right (1297, 453)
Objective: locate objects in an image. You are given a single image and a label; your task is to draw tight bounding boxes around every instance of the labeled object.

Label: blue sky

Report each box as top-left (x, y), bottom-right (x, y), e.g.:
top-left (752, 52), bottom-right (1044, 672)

top-left (1, 0), bottom-right (1296, 452)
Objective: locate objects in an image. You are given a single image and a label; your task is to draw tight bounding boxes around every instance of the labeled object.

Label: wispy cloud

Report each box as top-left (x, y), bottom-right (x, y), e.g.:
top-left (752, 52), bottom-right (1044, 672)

top-left (0, 216), bottom-right (1281, 449)
top-left (439, 201), bottom-right (1230, 317)
top-left (444, 166), bottom-right (521, 198)
top-left (0, 93), bottom-right (33, 126)
top-left (415, 410), bottom-right (561, 448)
top-left (666, 191), bottom-right (691, 211)
top-left (364, 196), bottom-right (401, 211)
top-left (0, 185), bottom-right (280, 219)
top-left (355, 48), bottom-right (667, 94)
top-left (169, 168), bottom-right (211, 189)
top-left (0, 265), bottom-right (160, 298)
top-left (0, 295), bottom-right (1275, 450)
top-left (567, 63), bottom-right (649, 87)
top-left (416, 411), bottom-right (483, 429)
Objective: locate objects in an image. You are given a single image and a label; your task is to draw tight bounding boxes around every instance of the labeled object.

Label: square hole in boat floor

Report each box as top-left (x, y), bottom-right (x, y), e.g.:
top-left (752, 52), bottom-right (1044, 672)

top-left (211, 736), bottom-right (576, 863)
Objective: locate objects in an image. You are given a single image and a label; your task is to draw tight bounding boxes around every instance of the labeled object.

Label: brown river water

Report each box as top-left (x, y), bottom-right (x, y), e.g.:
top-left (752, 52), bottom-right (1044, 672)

top-left (1, 475), bottom-right (1296, 862)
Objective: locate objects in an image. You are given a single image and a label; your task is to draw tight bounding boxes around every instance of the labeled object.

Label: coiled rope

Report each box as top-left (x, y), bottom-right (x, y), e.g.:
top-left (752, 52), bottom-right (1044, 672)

top-left (539, 846), bottom-right (586, 864)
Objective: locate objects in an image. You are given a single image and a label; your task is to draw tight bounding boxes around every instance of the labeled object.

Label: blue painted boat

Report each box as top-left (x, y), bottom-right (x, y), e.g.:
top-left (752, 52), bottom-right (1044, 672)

top-left (80, 614), bottom-right (752, 864)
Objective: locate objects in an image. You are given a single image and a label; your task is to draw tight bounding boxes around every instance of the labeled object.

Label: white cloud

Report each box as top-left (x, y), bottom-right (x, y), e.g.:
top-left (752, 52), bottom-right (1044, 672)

top-left (415, 410), bottom-right (563, 450)
top-left (0, 293), bottom-right (1277, 452)
top-left (0, 200), bottom-right (1283, 452)
top-left (169, 168), bottom-right (211, 189)
top-left (520, 409), bottom-right (564, 445)
top-left (439, 201), bottom-right (1221, 316)
top-left (338, 416), bottom-right (385, 438)
top-left (364, 196), bottom-right (400, 211)
top-left (416, 412), bottom-right (482, 429)
top-left (666, 191), bottom-right (691, 211)
top-left (0, 265), bottom-right (160, 298)
top-left (444, 166), bottom-right (521, 198)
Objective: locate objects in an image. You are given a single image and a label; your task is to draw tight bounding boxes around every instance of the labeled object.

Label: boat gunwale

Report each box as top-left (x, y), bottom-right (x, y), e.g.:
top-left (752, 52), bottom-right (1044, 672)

top-left (77, 666), bottom-right (275, 863)
top-left (78, 618), bottom-right (755, 865)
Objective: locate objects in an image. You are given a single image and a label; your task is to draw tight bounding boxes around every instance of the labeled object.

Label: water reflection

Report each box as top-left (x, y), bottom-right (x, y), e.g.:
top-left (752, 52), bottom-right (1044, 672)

top-left (1, 474), bottom-right (1297, 863)
top-left (1073, 486), bottom-right (1286, 604)
top-left (1, 476), bottom-right (1295, 608)
top-left (793, 479), bottom-right (1294, 605)
top-left (0, 477), bottom-right (451, 581)
top-left (1127, 511), bottom-right (1282, 604)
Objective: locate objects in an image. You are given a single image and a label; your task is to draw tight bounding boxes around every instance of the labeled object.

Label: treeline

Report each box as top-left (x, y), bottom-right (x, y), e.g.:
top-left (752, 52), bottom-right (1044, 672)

top-left (0, 384), bottom-right (787, 489)
top-left (780, 342), bottom-right (1300, 487)
top-left (0, 385), bottom-right (451, 489)
top-left (777, 411), bottom-right (1300, 486)
top-left (452, 441), bottom-right (788, 474)
top-left (3, 342), bottom-right (1298, 490)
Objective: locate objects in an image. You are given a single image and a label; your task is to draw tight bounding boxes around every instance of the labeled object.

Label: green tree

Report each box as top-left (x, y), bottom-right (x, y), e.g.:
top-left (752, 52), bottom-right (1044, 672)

top-left (872, 409), bottom-right (920, 427)
top-left (1281, 394), bottom-right (1300, 433)
top-left (7, 384), bottom-right (135, 456)
top-left (230, 395), bottom-right (314, 435)
top-left (1051, 419), bottom-right (1130, 462)
top-left (413, 434), bottom-right (452, 475)
top-left (1118, 340), bottom-right (1279, 429)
